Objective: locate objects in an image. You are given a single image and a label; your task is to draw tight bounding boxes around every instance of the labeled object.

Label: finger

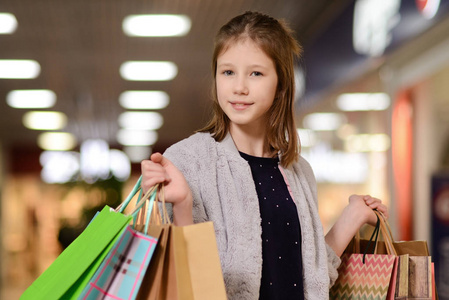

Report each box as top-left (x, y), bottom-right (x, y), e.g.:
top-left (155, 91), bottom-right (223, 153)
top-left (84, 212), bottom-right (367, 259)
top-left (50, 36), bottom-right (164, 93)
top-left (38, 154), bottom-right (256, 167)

top-left (367, 203), bottom-right (389, 218)
top-left (364, 196), bottom-right (381, 205)
top-left (150, 152), bottom-right (163, 163)
top-left (363, 195), bottom-right (372, 200)
top-left (365, 199), bottom-right (382, 209)
top-left (375, 204), bottom-right (389, 218)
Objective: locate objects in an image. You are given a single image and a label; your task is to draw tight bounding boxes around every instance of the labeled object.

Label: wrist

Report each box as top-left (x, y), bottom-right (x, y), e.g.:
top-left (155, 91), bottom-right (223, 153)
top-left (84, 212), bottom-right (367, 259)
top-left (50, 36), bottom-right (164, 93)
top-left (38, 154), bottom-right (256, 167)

top-left (172, 192), bottom-right (193, 225)
top-left (343, 203), bottom-right (368, 229)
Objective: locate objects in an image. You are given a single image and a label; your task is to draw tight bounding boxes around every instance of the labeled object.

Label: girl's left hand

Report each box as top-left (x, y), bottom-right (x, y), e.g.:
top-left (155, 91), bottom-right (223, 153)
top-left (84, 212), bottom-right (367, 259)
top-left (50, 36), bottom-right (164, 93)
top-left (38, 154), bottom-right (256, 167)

top-left (348, 194), bottom-right (388, 226)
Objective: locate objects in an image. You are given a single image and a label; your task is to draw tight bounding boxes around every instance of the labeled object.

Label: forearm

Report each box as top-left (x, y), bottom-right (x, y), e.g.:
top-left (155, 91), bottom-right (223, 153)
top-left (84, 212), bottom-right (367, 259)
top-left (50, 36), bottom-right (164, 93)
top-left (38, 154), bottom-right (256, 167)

top-left (325, 204), bottom-right (367, 257)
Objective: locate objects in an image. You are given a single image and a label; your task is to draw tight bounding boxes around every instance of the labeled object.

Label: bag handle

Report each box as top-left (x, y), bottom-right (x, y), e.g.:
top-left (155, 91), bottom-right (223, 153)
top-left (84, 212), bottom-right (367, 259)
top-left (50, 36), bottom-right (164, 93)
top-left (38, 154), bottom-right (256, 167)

top-left (355, 209), bottom-right (397, 262)
top-left (373, 210), bottom-right (397, 256)
top-left (134, 183), bottom-right (173, 234)
top-left (362, 214), bottom-right (380, 263)
top-left (158, 185), bottom-right (172, 225)
top-left (115, 175), bottom-right (143, 214)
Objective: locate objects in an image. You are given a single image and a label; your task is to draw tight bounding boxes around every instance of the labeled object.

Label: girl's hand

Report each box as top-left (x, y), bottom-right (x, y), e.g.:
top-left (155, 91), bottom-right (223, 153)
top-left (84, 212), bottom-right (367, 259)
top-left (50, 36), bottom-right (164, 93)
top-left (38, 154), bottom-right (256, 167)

top-left (348, 194), bottom-right (388, 227)
top-left (325, 194), bottom-right (388, 256)
top-left (141, 153), bottom-right (193, 225)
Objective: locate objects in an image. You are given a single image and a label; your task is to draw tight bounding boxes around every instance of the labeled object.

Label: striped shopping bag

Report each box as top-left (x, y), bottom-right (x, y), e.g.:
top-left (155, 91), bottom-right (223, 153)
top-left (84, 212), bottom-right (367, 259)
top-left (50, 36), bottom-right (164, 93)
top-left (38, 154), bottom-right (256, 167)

top-left (329, 253), bottom-right (396, 299)
top-left (330, 211), bottom-right (398, 300)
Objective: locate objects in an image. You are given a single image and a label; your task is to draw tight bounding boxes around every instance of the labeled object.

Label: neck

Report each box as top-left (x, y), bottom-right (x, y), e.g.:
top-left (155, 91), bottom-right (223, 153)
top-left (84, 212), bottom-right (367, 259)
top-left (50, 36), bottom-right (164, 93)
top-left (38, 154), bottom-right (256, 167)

top-left (229, 123), bottom-right (271, 157)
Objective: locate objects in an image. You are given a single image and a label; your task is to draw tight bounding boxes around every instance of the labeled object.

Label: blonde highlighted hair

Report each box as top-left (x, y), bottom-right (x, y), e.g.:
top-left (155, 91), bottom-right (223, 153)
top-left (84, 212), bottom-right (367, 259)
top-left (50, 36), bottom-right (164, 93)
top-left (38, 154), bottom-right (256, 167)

top-left (199, 11), bottom-right (302, 167)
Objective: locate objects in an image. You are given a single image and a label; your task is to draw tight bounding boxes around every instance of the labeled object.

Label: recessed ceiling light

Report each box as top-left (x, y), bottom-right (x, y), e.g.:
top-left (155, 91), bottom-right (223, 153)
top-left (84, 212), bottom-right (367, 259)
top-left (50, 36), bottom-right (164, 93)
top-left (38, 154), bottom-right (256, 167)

top-left (0, 59), bottom-right (40, 79)
top-left (119, 90), bottom-right (169, 109)
top-left (123, 14), bottom-right (191, 37)
top-left (336, 93), bottom-right (390, 111)
top-left (7, 89), bottom-right (56, 108)
top-left (303, 113), bottom-right (347, 131)
top-left (23, 111), bottom-right (67, 130)
top-left (116, 129), bottom-right (158, 146)
top-left (0, 13), bottom-right (18, 34)
top-left (118, 112), bottom-right (163, 130)
top-left (120, 61), bottom-right (177, 81)
top-left (37, 132), bottom-right (77, 151)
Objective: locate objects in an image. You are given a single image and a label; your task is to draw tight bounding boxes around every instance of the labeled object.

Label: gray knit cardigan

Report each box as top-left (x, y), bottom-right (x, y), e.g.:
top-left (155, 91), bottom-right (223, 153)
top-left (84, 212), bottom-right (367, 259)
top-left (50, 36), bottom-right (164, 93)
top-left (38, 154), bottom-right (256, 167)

top-left (163, 132), bottom-right (341, 300)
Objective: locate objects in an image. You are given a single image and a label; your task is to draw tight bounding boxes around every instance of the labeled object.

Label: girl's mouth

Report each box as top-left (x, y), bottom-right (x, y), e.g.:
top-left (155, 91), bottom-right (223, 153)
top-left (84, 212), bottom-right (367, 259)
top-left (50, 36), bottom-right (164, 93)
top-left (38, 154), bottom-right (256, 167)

top-left (230, 102), bottom-right (252, 110)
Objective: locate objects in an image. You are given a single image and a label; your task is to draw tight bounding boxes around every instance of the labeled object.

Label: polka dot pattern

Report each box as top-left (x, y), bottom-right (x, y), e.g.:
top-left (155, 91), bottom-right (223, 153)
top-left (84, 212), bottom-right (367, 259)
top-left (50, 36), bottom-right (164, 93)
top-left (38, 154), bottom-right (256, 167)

top-left (240, 152), bottom-right (304, 300)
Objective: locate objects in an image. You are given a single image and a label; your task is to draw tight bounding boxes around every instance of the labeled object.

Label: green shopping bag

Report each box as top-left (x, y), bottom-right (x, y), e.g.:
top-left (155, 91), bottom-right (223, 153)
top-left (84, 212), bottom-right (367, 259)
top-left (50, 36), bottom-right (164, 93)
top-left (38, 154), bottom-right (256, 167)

top-left (21, 177), bottom-right (147, 300)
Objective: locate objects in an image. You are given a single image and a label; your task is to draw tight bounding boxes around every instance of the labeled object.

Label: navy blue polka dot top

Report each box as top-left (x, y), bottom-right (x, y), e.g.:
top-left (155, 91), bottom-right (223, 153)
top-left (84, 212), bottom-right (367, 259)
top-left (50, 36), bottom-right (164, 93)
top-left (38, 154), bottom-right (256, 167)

top-left (240, 152), bottom-right (304, 300)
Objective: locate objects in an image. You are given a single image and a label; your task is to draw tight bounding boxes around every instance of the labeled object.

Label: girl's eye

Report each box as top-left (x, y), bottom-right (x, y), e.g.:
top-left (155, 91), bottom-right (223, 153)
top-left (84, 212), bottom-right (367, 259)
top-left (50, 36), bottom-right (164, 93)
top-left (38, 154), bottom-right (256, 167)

top-left (251, 71), bottom-right (262, 76)
top-left (223, 70), bottom-right (234, 76)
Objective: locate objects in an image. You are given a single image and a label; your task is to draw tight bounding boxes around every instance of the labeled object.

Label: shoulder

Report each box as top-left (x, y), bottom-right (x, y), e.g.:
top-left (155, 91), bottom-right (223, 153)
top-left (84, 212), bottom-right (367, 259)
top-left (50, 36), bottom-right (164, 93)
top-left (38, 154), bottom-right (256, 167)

top-left (290, 155), bottom-right (317, 193)
top-left (296, 155), bottom-right (314, 178)
top-left (163, 132), bottom-right (222, 172)
top-left (164, 132), bottom-right (215, 157)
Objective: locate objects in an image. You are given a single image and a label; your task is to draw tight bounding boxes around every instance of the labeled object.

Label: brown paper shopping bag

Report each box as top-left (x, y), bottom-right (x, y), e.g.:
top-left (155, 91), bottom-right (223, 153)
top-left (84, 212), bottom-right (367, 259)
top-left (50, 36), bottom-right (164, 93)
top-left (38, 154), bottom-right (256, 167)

top-left (172, 222), bottom-right (227, 300)
top-left (137, 222), bottom-right (227, 300)
top-left (135, 188), bottom-right (227, 300)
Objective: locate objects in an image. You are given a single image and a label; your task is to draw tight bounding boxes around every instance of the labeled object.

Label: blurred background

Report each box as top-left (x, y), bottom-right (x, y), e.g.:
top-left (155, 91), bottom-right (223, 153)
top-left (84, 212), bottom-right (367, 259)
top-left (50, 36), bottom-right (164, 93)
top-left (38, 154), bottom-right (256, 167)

top-left (1, 0), bottom-right (449, 298)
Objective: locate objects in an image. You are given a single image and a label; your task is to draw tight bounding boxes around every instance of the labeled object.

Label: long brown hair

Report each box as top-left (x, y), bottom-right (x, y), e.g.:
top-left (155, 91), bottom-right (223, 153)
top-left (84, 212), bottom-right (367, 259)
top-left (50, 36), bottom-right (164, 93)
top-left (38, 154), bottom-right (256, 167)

top-left (199, 11), bottom-right (302, 167)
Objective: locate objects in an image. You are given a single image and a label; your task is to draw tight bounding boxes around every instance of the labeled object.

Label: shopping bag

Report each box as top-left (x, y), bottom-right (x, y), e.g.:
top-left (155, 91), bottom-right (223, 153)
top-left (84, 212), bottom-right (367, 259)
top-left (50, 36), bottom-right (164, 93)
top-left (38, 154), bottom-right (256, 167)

top-left (79, 187), bottom-right (160, 300)
top-left (171, 222), bottom-right (227, 300)
top-left (394, 254), bottom-right (432, 300)
top-left (136, 225), bottom-right (170, 300)
top-left (372, 211), bottom-right (435, 300)
top-left (330, 214), bottom-right (397, 299)
top-left (79, 225), bottom-right (158, 300)
top-left (20, 206), bottom-right (132, 300)
top-left (136, 194), bottom-right (227, 300)
top-left (20, 177), bottom-right (147, 300)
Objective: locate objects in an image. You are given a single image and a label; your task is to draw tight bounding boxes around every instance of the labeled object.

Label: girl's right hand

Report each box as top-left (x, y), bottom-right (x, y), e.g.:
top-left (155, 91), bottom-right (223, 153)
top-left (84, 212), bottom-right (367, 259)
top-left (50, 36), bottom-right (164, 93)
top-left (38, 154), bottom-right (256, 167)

top-left (141, 153), bottom-right (193, 225)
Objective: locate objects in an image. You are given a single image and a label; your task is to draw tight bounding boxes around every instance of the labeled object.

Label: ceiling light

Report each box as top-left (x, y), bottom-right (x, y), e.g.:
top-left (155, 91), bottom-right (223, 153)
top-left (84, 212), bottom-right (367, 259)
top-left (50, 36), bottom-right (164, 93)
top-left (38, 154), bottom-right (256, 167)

top-left (0, 59), bottom-right (40, 79)
top-left (23, 111), bottom-right (67, 130)
top-left (120, 61), bottom-right (177, 81)
top-left (7, 89), bottom-right (56, 108)
top-left (0, 13), bottom-right (18, 34)
top-left (80, 139), bottom-right (110, 182)
top-left (119, 90), bottom-right (169, 110)
top-left (116, 129), bottom-right (158, 146)
top-left (303, 113), bottom-right (346, 131)
top-left (123, 14), bottom-right (191, 37)
top-left (37, 132), bottom-right (77, 151)
top-left (123, 146), bottom-right (152, 163)
top-left (40, 151), bottom-right (80, 184)
top-left (336, 93), bottom-right (390, 111)
top-left (118, 112), bottom-right (163, 130)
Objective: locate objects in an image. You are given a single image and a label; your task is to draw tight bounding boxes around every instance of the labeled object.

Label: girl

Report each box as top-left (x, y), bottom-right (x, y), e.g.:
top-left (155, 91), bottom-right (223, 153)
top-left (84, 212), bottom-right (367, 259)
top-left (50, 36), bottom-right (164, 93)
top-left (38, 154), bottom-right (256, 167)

top-left (141, 11), bottom-right (388, 300)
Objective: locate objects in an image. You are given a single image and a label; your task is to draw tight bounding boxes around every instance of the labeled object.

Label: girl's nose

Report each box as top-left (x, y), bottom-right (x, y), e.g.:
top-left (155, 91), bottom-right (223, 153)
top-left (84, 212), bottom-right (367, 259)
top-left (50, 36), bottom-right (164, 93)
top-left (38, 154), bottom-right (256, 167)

top-left (233, 76), bottom-right (249, 95)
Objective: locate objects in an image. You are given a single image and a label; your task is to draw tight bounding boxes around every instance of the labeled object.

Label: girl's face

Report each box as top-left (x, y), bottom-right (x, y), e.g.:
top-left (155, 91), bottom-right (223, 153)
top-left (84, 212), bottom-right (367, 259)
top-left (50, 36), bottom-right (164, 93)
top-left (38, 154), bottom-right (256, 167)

top-left (215, 39), bottom-right (278, 132)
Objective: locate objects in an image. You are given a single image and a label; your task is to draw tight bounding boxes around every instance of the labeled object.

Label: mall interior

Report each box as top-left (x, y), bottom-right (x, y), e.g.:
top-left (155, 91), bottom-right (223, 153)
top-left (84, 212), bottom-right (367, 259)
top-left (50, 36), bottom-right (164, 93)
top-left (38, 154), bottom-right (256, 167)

top-left (1, 0), bottom-right (449, 298)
